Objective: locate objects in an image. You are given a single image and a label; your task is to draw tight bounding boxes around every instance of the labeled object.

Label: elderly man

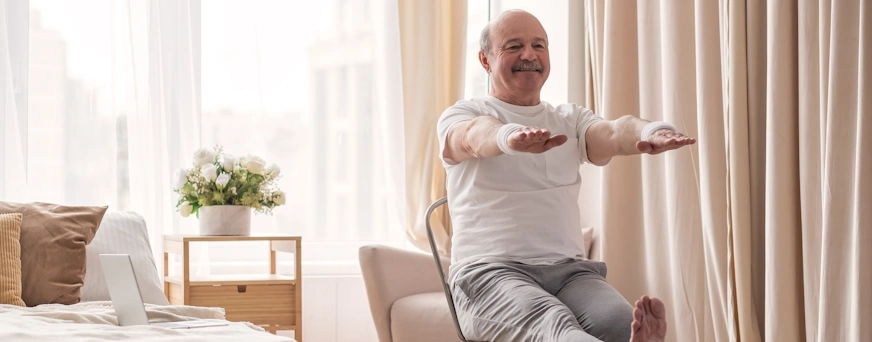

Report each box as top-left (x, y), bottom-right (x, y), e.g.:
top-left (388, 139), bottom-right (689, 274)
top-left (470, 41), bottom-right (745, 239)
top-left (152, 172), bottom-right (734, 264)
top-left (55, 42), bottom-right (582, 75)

top-left (437, 9), bottom-right (695, 342)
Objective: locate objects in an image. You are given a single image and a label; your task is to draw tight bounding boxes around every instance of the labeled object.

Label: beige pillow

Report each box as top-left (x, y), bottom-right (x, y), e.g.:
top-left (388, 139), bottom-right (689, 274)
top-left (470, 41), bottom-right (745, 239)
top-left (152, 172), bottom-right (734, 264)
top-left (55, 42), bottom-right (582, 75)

top-left (0, 213), bottom-right (25, 306)
top-left (0, 202), bottom-right (107, 306)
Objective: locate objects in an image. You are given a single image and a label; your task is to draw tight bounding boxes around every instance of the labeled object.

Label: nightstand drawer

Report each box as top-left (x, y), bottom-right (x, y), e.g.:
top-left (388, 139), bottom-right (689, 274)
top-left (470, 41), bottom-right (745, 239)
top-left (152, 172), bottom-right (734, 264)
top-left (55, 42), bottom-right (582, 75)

top-left (188, 284), bottom-right (296, 326)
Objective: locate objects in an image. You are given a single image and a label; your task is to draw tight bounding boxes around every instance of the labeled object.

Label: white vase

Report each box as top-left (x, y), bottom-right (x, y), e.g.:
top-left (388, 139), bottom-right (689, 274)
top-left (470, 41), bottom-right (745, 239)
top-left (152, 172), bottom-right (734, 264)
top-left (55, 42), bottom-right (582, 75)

top-left (198, 205), bottom-right (251, 236)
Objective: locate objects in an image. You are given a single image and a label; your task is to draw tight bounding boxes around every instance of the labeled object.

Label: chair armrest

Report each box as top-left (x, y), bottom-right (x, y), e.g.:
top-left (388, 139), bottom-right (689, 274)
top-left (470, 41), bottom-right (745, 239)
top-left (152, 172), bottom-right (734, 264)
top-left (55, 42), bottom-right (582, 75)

top-left (582, 226), bottom-right (599, 261)
top-left (359, 244), bottom-right (449, 342)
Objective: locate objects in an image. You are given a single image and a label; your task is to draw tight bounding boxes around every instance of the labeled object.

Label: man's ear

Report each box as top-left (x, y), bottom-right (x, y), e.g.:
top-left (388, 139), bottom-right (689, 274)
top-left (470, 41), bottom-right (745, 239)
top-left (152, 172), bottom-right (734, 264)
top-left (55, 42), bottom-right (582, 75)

top-left (478, 50), bottom-right (491, 72)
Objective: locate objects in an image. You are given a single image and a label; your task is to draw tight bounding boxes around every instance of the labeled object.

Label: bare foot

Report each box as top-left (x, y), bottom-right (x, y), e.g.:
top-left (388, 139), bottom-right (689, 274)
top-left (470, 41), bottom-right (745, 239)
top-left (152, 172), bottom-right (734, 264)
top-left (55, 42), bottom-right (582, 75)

top-left (629, 295), bottom-right (667, 342)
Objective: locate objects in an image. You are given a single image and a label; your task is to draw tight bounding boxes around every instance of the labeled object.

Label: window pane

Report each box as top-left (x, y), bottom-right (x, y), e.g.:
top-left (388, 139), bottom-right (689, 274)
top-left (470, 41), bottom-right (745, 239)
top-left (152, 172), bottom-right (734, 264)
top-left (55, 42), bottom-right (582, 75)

top-left (465, 0), bottom-right (490, 98)
top-left (26, 0), bottom-right (124, 208)
top-left (201, 0), bottom-right (392, 243)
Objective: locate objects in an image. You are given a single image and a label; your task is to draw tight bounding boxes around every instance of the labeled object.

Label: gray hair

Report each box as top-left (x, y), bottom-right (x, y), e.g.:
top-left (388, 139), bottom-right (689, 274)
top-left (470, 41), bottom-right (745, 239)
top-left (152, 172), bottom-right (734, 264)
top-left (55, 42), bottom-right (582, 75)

top-left (479, 23), bottom-right (492, 54)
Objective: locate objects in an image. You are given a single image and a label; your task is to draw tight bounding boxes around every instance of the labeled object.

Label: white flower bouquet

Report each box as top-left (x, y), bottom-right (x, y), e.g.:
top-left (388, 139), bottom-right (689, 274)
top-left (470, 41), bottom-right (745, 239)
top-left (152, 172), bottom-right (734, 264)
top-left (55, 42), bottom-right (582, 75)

top-left (173, 146), bottom-right (285, 217)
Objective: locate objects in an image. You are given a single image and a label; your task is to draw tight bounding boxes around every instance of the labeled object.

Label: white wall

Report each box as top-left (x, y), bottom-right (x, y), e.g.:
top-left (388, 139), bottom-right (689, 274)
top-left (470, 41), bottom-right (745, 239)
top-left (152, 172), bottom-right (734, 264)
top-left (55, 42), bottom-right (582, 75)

top-left (296, 275), bottom-right (378, 342)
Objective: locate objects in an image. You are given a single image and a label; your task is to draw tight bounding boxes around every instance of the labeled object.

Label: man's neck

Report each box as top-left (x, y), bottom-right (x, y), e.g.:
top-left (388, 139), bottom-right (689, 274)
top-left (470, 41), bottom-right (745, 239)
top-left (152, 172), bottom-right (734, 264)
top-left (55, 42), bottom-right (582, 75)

top-left (490, 90), bottom-right (540, 106)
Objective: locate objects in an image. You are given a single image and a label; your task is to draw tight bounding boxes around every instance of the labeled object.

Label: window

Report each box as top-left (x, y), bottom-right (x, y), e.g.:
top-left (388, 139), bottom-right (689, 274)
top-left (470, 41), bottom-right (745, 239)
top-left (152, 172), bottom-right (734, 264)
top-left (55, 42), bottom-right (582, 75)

top-left (9, 0), bottom-right (406, 275)
top-left (332, 131), bottom-right (348, 183)
top-left (199, 0), bottom-right (400, 266)
top-left (335, 67), bottom-right (349, 118)
top-left (465, 0), bottom-right (490, 98)
top-left (21, 0), bottom-right (122, 207)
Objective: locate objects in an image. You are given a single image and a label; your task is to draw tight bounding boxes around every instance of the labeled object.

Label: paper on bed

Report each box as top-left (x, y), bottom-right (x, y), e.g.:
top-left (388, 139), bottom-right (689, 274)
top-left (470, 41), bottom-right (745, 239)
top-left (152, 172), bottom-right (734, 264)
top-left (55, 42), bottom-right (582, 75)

top-left (0, 301), bottom-right (295, 342)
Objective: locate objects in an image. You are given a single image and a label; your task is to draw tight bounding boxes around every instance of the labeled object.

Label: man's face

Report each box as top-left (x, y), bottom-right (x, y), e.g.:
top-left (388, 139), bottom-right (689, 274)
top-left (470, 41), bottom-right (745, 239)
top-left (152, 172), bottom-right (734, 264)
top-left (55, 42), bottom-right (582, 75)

top-left (480, 13), bottom-right (550, 97)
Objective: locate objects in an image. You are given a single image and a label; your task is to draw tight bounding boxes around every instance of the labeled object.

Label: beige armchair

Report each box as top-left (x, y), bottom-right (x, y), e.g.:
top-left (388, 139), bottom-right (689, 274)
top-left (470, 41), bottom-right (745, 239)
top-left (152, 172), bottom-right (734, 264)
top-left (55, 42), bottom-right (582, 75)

top-left (359, 194), bottom-right (597, 342)
top-left (360, 236), bottom-right (597, 342)
top-left (359, 244), bottom-right (461, 342)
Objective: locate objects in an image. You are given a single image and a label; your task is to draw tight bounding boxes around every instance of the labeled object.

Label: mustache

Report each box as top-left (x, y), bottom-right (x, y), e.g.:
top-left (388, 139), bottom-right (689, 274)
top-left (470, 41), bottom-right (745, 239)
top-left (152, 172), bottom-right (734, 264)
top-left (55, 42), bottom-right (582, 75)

top-left (512, 62), bottom-right (543, 72)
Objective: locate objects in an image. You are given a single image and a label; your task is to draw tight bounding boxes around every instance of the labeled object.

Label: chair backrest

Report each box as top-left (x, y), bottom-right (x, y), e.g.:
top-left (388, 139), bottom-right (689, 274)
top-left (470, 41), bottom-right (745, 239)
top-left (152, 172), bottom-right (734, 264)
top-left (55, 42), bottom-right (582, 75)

top-left (424, 196), bottom-right (468, 342)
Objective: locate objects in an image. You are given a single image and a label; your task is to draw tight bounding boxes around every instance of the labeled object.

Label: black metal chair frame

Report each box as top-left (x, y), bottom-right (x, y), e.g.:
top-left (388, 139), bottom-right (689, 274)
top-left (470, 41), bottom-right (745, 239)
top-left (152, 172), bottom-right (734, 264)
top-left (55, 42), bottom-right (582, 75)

top-left (424, 196), bottom-right (475, 342)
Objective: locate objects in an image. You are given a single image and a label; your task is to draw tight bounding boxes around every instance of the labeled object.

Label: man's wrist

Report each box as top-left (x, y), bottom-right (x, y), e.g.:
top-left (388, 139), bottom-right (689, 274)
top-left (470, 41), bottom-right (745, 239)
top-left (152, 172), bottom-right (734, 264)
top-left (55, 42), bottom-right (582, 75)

top-left (640, 121), bottom-right (677, 141)
top-left (496, 123), bottom-right (526, 155)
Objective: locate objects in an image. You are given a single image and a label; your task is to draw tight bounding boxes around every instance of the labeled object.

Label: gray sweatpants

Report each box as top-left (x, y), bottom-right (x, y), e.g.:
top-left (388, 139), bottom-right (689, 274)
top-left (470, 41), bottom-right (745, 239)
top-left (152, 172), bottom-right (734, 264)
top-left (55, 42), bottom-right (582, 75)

top-left (451, 259), bottom-right (633, 342)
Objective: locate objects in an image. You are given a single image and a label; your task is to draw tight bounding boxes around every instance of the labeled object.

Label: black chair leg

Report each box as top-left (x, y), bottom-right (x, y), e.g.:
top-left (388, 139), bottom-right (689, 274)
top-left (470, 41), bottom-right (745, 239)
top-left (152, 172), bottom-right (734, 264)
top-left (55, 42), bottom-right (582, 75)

top-left (424, 196), bottom-right (470, 342)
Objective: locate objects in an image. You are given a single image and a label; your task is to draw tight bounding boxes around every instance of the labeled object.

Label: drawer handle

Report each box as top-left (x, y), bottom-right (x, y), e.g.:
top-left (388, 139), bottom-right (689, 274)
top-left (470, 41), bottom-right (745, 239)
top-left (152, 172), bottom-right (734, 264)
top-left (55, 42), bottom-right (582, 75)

top-left (237, 285), bottom-right (247, 293)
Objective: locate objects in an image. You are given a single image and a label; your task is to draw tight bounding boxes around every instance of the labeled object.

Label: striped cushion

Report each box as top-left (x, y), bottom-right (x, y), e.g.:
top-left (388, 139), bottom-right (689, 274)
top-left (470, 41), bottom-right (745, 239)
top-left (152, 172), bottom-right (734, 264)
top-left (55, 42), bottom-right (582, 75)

top-left (0, 213), bottom-right (25, 306)
top-left (82, 211), bottom-right (168, 305)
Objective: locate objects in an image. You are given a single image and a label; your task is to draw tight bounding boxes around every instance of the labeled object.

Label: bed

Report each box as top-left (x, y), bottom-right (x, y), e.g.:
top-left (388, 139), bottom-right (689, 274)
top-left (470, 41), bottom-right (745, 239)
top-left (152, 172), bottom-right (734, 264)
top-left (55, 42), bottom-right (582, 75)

top-left (0, 301), bottom-right (293, 341)
top-left (0, 202), bottom-right (296, 342)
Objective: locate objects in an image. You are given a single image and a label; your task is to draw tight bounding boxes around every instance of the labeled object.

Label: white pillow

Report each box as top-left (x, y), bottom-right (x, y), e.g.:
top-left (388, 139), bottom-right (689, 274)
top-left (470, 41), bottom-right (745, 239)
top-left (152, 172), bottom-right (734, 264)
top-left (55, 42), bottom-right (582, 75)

top-left (82, 211), bottom-right (169, 305)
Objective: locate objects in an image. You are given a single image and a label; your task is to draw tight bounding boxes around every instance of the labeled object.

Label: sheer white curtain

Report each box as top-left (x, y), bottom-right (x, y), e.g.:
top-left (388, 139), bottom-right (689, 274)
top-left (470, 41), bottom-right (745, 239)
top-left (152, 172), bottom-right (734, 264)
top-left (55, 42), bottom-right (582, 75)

top-left (125, 0), bottom-right (201, 274)
top-left (194, 0), bottom-right (406, 273)
top-left (1, 0), bottom-right (28, 200)
top-left (372, 0), bottom-right (406, 242)
top-left (3, 0), bottom-right (122, 206)
top-left (0, 0), bottom-right (200, 273)
top-left (3, 0), bottom-right (407, 280)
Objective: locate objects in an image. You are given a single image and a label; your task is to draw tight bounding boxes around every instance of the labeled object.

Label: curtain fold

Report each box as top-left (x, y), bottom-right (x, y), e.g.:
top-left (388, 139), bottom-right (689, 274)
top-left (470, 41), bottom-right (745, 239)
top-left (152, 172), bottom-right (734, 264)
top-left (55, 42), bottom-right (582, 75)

top-left (0, 0), bottom-right (28, 199)
top-left (762, 1), bottom-right (803, 341)
top-left (396, 0), bottom-right (466, 256)
top-left (725, 0), bottom-right (762, 340)
top-left (739, 2), bottom-right (772, 340)
top-left (796, 0), bottom-right (825, 339)
top-left (585, 0), bottom-right (870, 341)
top-left (801, 0), bottom-right (871, 340)
top-left (125, 0), bottom-right (201, 275)
top-left (759, 1), bottom-right (872, 340)
top-left (583, 0), bottom-right (604, 113)
top-left (584, 2), bottom-right (730, 341)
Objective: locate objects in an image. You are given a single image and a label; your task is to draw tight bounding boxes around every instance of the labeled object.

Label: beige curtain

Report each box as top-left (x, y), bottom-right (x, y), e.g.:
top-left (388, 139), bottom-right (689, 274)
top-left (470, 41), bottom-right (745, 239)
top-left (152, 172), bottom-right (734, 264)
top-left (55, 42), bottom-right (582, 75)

top-left (584, 0), bottom-right (869, 341)
top-left (397, 0), bottom-right (467, 256)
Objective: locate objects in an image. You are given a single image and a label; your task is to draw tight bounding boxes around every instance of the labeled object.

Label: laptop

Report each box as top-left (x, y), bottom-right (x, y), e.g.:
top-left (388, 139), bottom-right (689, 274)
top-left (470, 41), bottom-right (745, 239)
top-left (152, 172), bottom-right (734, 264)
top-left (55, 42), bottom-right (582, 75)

top-left (99, 254), bottom-right (229, 329)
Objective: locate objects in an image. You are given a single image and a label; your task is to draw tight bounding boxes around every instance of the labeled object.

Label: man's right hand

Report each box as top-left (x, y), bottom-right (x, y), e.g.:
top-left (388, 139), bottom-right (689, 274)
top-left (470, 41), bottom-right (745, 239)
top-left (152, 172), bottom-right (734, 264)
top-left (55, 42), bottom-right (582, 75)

top-left (507, 127), bottom-right (568, 154)
top-left (443, 118), bottom-right (569, 165)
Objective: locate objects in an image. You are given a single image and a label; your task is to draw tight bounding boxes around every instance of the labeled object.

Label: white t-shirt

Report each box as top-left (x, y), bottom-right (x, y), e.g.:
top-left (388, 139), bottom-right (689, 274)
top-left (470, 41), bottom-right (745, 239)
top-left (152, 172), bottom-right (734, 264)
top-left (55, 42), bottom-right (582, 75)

top-left (437, 96), bottom-right (603, 279)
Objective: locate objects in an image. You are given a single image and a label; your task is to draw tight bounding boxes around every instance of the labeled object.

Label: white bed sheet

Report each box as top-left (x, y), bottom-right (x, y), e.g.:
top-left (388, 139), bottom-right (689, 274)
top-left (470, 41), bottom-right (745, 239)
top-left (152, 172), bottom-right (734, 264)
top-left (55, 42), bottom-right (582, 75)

top-left (0, 301), bottom-right (296, 342)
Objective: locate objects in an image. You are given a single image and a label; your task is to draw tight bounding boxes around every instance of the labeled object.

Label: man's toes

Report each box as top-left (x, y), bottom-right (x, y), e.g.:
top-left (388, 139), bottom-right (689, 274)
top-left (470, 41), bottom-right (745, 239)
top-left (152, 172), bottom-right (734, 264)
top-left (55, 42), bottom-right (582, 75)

top-left (651, 297), bottom-right (666, 318)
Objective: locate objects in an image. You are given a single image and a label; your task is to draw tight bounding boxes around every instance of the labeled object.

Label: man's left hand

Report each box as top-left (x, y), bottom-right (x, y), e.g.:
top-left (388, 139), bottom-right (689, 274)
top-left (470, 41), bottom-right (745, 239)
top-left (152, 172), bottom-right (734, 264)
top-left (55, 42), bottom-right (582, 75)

top-left (635, 129), bottom-right (696, 155)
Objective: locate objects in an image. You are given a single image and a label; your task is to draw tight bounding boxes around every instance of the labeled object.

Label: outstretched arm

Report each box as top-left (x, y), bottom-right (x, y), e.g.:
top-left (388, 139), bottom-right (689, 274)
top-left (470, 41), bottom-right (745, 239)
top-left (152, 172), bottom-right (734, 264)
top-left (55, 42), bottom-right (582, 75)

top-left (584, 115), bottom-right (696, 166)
top-left (443, 116), bottom-right (569, 165)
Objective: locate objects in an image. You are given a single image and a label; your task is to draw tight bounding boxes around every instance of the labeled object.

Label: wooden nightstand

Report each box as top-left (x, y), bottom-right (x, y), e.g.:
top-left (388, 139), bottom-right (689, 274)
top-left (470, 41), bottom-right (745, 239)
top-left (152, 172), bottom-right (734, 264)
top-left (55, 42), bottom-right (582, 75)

top-left (163, 235), bottom-right (302, 340)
